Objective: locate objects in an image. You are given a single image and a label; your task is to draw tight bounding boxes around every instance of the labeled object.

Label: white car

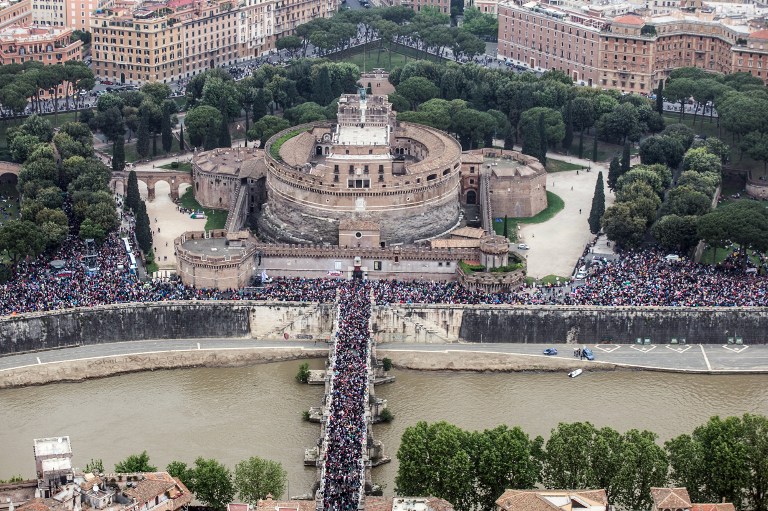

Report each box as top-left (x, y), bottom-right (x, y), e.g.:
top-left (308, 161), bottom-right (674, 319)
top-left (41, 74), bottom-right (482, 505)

top-left (575, 272), bottom-right (587, 280)
top-left (517, 243), bottom-right (530, 250)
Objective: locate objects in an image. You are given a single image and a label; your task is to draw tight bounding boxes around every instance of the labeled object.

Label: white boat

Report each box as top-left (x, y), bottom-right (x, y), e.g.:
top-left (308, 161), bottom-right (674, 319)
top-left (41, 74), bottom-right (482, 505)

top-left (568, 368), bottom-right (583, 378)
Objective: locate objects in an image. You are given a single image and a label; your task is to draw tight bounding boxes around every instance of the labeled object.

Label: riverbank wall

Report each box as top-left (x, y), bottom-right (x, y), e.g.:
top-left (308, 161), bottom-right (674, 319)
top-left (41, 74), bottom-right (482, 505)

top-left (0, 347), bottom-right (328, 389)
top-left (1, 302), bottom-right (767, 358)
top-left (373, 305), bottom-right (768, 345)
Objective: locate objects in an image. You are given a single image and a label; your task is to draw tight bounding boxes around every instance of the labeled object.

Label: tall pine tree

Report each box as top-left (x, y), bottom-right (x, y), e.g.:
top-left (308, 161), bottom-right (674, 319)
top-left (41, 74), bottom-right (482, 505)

top-left (621, 141), bottom-right (631, 173)
top-left (656, 79), bottom-right (664, 115)
top-left (588, 171), bottom-right (606, 234)
top-left (607, 157), bottom-right (621, 191)
top-left (161, 103), bottom-right (172, 153)
top-left (313, 67), bottom-right (333, 106)
top-left (112, 137), bottom-right (125, 172)
top-left (503, 215), bottom-right (509, 239)
top-left (135, 200), bottom-right (153, 253)
top-left (218, 98), bottom-right (231, 149)
top-left (126, 170), bottom-right (140, 212)
top-left (521, 121), bottom-right (542, 162)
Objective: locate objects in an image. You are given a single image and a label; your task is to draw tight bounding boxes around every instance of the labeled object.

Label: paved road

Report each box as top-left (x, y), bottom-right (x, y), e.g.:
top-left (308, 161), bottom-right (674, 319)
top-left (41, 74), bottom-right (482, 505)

top-left (0, 339), bottom-right (765, 373)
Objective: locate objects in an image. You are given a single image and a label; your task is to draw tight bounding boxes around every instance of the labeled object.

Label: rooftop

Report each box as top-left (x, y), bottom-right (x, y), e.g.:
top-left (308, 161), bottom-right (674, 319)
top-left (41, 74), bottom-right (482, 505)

top-left (41, 458), bottom-right (72, 473)
top-left (181, 236), bottom-right (251, 254)
top-left (650, 488), bottom-right (692, 509)
top-left (33, 437), bottom-right (72, 458)
top-left (336, 125), bottom-right (388, 146)
top-left (194, 147), bottom-right (263, 177)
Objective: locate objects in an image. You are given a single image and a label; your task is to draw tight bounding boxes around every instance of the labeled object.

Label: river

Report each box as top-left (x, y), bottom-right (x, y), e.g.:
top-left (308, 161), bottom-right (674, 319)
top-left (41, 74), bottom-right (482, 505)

top-left (1, 361), bottom-right (767, 496)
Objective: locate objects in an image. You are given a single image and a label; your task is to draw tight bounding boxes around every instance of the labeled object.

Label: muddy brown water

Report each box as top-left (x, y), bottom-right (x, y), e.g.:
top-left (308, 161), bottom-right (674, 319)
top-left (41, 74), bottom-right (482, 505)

top-left (1, 361), bottom-right (767, 495)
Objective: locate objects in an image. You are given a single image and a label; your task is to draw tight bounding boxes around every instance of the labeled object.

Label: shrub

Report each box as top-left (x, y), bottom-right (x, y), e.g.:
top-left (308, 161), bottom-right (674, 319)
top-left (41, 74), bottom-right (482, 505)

top-left (382, 358), bottom-right (393, 371)
top-left (295, 362), bottom-right (310, 383)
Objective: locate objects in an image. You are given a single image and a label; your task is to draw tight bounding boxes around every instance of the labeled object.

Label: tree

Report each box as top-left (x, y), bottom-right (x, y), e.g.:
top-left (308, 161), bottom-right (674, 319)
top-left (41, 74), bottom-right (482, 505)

top-left (519, 107), bottom-right (565, 151)
top-left (660, 186), bottom-right (711, 217)
top-left (571, 96), bottom-right (595, 159)
top-left (592, 135), bottom-right (598, 162)
top-left (601, 202), bottom-right (648, 248)
top-left (621, 141), bottom-right (631, 173)
top-left (664, 77), bottom-right (695, 121)
top-left (651, 214), bottom-right (699, 253)
top-left (161, 102), bottom-right (173, 153)
top-left (218, 98), bottom-right (232, 149)
top-left (395, 422), bottom-right (476, 511)
top-left (588, 171), bottom-right (605, 234)
top-left (188, 457), bottom-right (235, 511)
top-left (742, 130), bottom-right (768, 170)
top-left (698, 201), bottom-right (768, 267)
top-left (396, 76), bottom-right (440, 110)
top-left (136, 109), bottom-right (151, 158)
top-left (666, 414), bottom-right (768, 511)
top-left (126, 170), bottom-right (140, 212)
top-left (640, 136), bottom-right (685, 168)
top-left (656, 79), bottom-right (664, 114)
top-left (84, 459), bottom-right (104, 474)
top-left (10, 134), bottom-right (42, 163)
top-left (79, 218), bottom-right (106, 243)
top-left (614, 429), bottom-right (669, 511)
top-left (114, 451), bottom-right (157, 473)
top-left (140, 82), bottom-right (172, 104)
top-left (178, 123), bottom-right (186, 153)
top-left (276, 35), bottom-right (303, 58)
top-left (248, 116), bottom-right (290, 148)
top-left (597, 103), bottom-right (642, 144)
top-left (540, 422), bottom-right (598, 491)
top-left (312, 66), bottom-right (334, 106)
top-left (167, 461), bottom-right (193, 484)
top-left (233, 457), bottom-right (287, 505)
top-left (185, 105), bottom-right (222, 148)
top-left (607, 157), bottom-right (621, 191)
top-left (683, 147), bottom-right (722, 175)
top-left (112, 137), bottom-right (125, 173)
top-left (562, 101), bottom-right (574, 153)
top-left (204, 116), bottom-right (219, 151)
top-left (616, 168), bottom-right (664, 197)
top-left (135, 200), bottom-right (153, 254)
top-left (0, 220), bottom-right (46, 263)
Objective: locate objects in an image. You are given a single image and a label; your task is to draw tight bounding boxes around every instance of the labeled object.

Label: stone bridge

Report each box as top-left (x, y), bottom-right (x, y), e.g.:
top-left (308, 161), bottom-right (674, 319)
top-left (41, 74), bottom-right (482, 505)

top-left (0, 161), bottom-right (21, 185)
top-left (110, 169), bottom-right (192, 201)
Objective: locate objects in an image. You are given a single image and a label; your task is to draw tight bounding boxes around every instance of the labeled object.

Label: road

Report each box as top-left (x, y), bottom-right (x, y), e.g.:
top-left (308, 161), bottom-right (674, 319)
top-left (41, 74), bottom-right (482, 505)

top-left (0, 339), bottom-right (764, 373)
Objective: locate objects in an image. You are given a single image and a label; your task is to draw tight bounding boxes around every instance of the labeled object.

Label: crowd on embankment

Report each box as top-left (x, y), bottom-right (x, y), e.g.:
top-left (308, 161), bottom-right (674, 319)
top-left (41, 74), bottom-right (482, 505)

top-left (2, 230), bottom-right (767, 316)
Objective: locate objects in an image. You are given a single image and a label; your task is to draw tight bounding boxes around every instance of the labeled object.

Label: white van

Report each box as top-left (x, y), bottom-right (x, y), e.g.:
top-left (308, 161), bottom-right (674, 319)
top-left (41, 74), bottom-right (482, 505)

top-left (665, 254), bottom-right (680, 262)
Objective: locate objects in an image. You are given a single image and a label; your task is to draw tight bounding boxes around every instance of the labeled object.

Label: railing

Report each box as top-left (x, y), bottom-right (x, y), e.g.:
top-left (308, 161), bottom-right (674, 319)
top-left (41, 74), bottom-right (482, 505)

top-left (224, 181), bottom-right (247, 233)
top-left (479, 167), bottom-right (492, 233)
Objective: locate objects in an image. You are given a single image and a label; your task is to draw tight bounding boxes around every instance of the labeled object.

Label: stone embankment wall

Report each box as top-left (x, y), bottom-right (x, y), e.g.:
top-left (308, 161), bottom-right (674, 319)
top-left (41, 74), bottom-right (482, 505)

top-left (0, 302), bottom-right (335, 355)
top-left (372, 305), bottom-right (768, 345)
top-left (2, 303), bottom-right (767, 358)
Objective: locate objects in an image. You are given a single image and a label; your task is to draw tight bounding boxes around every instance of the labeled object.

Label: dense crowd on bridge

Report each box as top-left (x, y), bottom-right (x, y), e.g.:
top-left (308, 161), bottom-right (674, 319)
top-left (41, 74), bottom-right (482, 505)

top-left (2, 230), bottom-right (768, 316)
top-left (320, 281), bottom-right (371, 510)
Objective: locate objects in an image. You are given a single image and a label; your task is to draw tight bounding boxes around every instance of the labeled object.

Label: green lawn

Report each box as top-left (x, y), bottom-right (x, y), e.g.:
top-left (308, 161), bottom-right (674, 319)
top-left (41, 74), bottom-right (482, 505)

top-left (700, 243), bottom-right (762, 266)
top-left (179, 188), bottom-right (228, 230)
top-left (493, 192), bottom-right (564, 240)
top-left (546, 158), bottom-right (585, 173)
top-left (538, 274), bottom-right (570, 285)
top-left (330, 43), bottom-right (443, 72)
top-left (158, 161), bottom-right (192, 173)
top-left (0, 183), bottom-right (19, 227)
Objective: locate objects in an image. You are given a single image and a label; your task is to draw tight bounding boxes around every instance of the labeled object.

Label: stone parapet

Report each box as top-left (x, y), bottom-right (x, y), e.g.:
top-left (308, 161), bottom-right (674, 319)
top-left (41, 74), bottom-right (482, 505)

top-left (456, 265), bottom-right (525, 293)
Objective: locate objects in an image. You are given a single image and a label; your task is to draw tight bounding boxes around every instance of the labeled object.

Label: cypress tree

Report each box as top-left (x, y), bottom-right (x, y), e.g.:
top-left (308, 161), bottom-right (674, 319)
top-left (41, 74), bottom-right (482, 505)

top-left (503, 215), bottom-right (508, 239)
top-left (218, 99), bottom-right (231, 149)
top-left (588, 171), bottom-right (606, 234)
top-left (152, 130), bottom-right (158, 156)
top-left (313, 66), bottom-right (333, 106)
top-left (591, 135), bottom-right (598, 162)
top-left (656, 79), bottom-right (664, 115)
top-left (178, 123), bottom-right (185, 153)
top-left (578, 130), bottom-right (585, 159)
top-left (562, 101), bottom-right (574, 153)
top-left (112, 137), bottom-right (125, 173)
top-left (607, 156), bottom-right (621, 191)
top-left (521, 122), bottom-right (541, 162)
top-left (204, 118), bottom-right (218, 151)
top-left (253, 89), bottom-right (267, 122)
top-left (161, 103), bottom-right (172, 153)
top-left (135, 200), bottom-right (153, 253)
top-left (537, 112), bottom-right (548, 165)
top-left (126, 170), bottom-right (140, 212)
top-left (621, 141), bottom-right (631, 173)
top-left (136, 112), bottom-right (150, 158)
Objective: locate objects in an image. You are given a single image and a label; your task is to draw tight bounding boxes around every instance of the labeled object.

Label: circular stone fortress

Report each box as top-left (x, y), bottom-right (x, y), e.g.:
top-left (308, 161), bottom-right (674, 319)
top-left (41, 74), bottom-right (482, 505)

top-left (258, 91), bottom-right (464, 245)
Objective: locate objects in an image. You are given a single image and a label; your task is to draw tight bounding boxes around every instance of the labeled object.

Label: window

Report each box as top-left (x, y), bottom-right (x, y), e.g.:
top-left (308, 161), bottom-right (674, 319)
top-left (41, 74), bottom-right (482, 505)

top-left (373, 261), bottom-right (382, 270)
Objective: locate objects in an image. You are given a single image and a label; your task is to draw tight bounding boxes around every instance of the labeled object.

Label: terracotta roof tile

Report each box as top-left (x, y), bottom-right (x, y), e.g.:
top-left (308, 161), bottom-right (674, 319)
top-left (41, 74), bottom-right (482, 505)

top-left (651, 488), bottom-right (692, 509)
top-left (613, 14), bottom-right (644, 25)
top-left (749, 29), bottom-right (768, 40)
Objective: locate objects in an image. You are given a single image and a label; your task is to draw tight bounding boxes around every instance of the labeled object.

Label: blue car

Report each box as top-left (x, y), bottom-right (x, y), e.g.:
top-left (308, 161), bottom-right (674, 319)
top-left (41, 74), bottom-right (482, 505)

top-left (582, 347), bottom-right (595, 361)
top-left (543, 348), bottom-right (558, 356)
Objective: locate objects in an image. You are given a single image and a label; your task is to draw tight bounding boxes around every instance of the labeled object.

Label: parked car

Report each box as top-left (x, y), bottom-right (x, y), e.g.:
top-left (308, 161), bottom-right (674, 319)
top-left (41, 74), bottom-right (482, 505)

top-left (575, 271), bottom-right (587, 280)
top-left (543, 348), bottom-right (558, 356)
top-left (101, 80), bottom-right (113, 85)
top-left (517, 243), bottom-right (529, 250)
top-left (582, 347), bottom-right (595, 361)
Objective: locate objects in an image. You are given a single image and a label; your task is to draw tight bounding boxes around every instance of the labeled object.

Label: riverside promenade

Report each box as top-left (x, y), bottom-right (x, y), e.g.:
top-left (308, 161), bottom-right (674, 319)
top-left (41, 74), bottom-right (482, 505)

top-left (1, 339), bottom-right (767, 390)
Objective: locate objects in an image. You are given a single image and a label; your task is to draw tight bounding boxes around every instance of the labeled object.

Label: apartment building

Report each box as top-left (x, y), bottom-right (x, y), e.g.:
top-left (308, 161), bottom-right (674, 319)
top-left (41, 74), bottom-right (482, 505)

top-left (91, 0), bottom-right (337, 83)
top-left (0, 0), bottom-right (31, 29)
top-left (0, 24), bottom-right (82, 65)
top-left (498, 0), bottom-right (767, 92)
top-left (91, 0), bottom-right (240, 83)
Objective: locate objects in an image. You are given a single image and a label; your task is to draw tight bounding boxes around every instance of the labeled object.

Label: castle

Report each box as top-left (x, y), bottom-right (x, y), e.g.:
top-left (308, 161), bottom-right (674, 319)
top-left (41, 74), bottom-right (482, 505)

top-left (176, 90), bottom-right (548, 290)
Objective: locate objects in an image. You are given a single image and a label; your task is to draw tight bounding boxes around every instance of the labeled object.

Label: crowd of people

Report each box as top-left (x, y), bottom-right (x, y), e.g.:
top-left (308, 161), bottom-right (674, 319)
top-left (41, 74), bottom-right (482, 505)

top-left (320, 281), bottom-right (370, 511)
top-left (3, 229), bottom-right (768, 316)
